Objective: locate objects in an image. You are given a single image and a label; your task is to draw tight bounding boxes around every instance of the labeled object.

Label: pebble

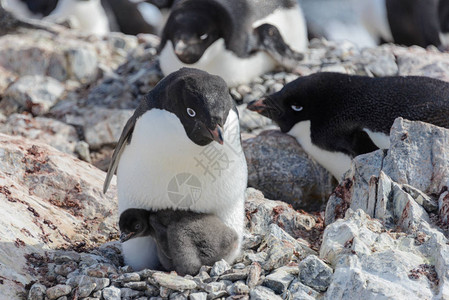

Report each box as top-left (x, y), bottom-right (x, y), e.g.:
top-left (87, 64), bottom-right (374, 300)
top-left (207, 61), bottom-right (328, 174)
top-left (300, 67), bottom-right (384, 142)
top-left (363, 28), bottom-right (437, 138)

top-left (102, 286), bottom-right (121, 300)
top-left (45, 284), bottom-right (72, 300)
top-left (210, 259), bottom-right (231, 277)
top-left (298, 255), bottom-right (333, 292)
top-left (27, 283), bottom-right (46, 300)
top-left (151, 272), bottom-right (197, 291)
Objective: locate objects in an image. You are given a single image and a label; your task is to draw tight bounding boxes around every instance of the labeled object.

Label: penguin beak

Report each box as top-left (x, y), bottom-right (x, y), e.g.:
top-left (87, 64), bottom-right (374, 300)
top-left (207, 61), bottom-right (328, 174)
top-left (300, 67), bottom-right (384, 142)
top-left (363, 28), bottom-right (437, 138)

top-left (208, 125), bottom-right (224, 145)
top-left (120, 231), bottom-right (135, 243)
top-left (247, 99), bottom-right (267, 113)
top-left (175, 40), bottom-right (187, 56)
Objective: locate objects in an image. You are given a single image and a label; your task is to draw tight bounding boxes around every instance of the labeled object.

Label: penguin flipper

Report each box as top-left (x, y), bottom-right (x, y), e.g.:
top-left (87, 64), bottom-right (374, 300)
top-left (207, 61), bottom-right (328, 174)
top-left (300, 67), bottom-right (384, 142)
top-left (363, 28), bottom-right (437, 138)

top-left (103, 115), bottom-right (136, 194)
top-left (350, 130), bottom-right (380, 156)
top-left (252, 23), bottom-right (304, 70)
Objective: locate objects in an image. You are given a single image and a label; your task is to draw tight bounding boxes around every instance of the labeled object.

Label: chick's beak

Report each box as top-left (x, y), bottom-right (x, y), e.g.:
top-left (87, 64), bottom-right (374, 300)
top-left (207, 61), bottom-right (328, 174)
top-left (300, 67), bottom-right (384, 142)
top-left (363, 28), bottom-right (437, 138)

top-left (120, 231), bottom-right (135, 243)
top-left (247, 99), bottom-right (267, 113)
top-left (208, 125), bottom-right (224, 145)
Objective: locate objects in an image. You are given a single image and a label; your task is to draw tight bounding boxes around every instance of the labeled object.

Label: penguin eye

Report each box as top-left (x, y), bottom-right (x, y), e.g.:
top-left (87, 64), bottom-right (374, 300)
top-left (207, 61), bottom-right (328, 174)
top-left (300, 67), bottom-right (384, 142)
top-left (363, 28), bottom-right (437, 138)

top-left (291, 105), bottom-right (303, 112)
top-left (134, 223), bottom-right (141, 231)
top-left (200, 33), bottom-right (208, 40)
top-left (187, 108), bottom-right (196, 117)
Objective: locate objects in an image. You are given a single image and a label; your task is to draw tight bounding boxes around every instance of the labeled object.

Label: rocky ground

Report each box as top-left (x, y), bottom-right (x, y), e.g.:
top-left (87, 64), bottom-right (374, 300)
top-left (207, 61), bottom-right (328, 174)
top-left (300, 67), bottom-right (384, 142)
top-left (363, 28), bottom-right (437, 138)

top-left (0, 23), bottom-right (449, 300)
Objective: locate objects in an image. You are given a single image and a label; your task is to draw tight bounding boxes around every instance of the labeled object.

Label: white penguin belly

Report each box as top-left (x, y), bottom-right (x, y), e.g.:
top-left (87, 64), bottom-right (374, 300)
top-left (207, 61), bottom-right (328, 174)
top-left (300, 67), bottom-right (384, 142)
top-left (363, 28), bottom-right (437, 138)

top-left (288, 121), bottom-right (352, 181)
top-left (363, 128), bottom-right (390, 149)
top-left (252, 5), bottom-right (308, 53)
top-left (159, 39), bottom-right (277, 87)
top-left (117, 109), bottom-right (247, 269)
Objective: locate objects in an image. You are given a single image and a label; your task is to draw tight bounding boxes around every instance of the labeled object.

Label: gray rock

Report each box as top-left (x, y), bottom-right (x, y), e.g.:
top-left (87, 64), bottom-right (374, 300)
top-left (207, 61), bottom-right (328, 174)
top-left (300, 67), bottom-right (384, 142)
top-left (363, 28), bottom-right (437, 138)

top-left (219, 269), bottom-right (248, 282)
top-left (151, 272), bottom-right (197, 291)
top-left (189, 292), bottom-right (207, 300)
top-left (210, 259), bottom-right (231, 277)
top-left (227, 281), bottom-right (250, 295)
top-left (237, 105), bottom-right (273, 132)
top-left (82, 108), bottom-right (133, 150)
top-left (102, 286), bottom-right (121, 300)
top-left (123, 281), bottom-right (148, 291)
top-left (77, 282), bottom-right (97, 298)
top-left (249, 286), bottom-right (282, 300)
top-left (285, 279), bottom-right (319, 300)
top-left (121, 287), bottom-right (143, 298)
top-left (0, 113), bottom-right (79, 155)
top-left (75, 141), bottom-right (91, 163)
top-left (263, 268), bottom-right (295, 294)
top-left (65, 47), bottom-right (98, 83)
top-left (46, 284), bottom-right (72, 300)
top-left (204, 281), bottom-right (227, 293)
top-left (66, 275), bottom-right (110, 291)
top-left (118, 272), bottom-right (141, 282)
top-left (246, 262), bottom-right (262, 289)
top-left (243, 131), bottom-right (334, 210)
top-left (298, 255), bottom-right (333, 292)
top-left (1, 75), bottom-right (64, 116)
top-left (27, 283), bottom-right (46, 300)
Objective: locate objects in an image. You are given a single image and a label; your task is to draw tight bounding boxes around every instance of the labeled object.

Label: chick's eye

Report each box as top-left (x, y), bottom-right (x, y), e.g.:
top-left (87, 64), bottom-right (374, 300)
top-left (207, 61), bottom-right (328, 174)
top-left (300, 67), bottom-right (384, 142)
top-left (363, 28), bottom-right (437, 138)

top-left (291, 105), bottom-right (303, 112)
top-left (134, 223), bottom-right (141, 231)
top-left (200, 33), bottom-right (208, 40)
top-left (187, 108), bottom-right (196, 117)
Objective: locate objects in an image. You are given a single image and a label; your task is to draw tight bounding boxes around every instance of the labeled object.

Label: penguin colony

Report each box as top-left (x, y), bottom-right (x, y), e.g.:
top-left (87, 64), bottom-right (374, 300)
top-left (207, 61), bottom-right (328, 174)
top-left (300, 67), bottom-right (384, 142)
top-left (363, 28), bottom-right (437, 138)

top-left (79, 0), bottom-right (449, 274)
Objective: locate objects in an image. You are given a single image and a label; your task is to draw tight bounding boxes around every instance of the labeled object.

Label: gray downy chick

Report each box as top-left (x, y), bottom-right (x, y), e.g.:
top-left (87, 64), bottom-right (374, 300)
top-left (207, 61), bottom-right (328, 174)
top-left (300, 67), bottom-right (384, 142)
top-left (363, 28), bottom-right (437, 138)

top-left (119, 208), bottom-right (238, 275)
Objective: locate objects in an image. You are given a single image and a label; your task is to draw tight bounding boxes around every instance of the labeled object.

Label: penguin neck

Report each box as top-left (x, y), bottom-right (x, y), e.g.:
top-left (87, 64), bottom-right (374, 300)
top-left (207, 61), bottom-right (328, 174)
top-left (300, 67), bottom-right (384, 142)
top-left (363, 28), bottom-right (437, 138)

top-left (288, 120), bottom-right (352, 180)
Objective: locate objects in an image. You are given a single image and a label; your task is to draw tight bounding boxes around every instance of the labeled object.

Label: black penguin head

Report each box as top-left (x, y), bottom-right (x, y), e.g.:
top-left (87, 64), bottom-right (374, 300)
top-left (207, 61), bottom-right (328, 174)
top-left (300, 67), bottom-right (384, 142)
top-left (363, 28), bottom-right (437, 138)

top-left (162, 3), bottom-right (222, 64)
top-left (152, 68), bottom-right (233, 146)
top-left (119, 209), bottom-right (152, 242)
top-left (247, 77), bottom-right (311, 133)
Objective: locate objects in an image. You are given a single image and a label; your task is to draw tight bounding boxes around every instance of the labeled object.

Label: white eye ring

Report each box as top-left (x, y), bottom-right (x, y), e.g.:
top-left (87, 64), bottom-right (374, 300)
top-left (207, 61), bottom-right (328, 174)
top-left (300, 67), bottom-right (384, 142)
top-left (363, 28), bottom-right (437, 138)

top-left (187, 108), bottom-right (196, 117)
top-left (291, 105), bottom-right (303, 112)
top-left (200, 33), bottom-right (208, 40)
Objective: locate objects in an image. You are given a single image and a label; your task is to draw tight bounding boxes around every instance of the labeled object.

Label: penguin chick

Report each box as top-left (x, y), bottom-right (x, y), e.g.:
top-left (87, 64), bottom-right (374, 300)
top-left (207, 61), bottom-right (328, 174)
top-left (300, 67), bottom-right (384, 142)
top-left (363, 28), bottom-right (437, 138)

top-left (119, 208), bottom-right (238, 276)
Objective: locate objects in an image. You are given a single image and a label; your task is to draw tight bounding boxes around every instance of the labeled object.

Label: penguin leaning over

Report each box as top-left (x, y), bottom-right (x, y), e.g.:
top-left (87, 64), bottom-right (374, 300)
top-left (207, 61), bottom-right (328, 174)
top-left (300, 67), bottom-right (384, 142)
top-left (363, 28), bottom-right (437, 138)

top-left (103, 67), bottom-right (248, 271)
top-left (247, 72), bottom-right (449, 180)
top-left (119, 208), bottom-right (238, 276)
top-left (158, 0), bottom-right (308, 86)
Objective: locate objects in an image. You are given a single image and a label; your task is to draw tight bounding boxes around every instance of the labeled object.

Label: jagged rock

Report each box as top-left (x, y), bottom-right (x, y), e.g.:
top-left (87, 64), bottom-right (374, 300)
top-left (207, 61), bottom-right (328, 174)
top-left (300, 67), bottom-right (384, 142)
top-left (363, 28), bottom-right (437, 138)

top-left (243, 131), bottom-right (334, 210)
top-left (298, 255), bottom-right (333, 292)
top-left (27, 283), bottom-right (46, 300)
top-left (189, 292), bottom-right (207, 300)
top-left (0, 133), bottom-right (117, 298)
top-left (321, 209), bottom-right (449, 299)
top-left (0, 113), bottom-right (79, 155)
top-left (82, 108), bottom-right (133, 150)
top-left (285, 279), bottom-right (320, 300)
top-left (227, 281), bottom-right (250, 295)
top-left (210, 260), bottom-right (231, 277)
top-left (0, 75), bottom-right (64, 116)
top-left (249, 286), bottom-right (283, 300)
top-left (102, 286), bottom-right (121, 300)
top-left (45, 284), bottom-right (72, 300)
top-left (150, 272), bottom-right (197, 291)
top-left (263, 268), bottom-right (295, 294)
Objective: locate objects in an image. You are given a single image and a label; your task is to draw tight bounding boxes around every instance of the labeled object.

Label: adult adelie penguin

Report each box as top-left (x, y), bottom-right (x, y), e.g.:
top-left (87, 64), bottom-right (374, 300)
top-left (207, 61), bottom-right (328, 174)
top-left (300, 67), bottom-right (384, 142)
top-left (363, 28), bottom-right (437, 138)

top-left (103, 68), bottom-right (248, 270)
top-left (158, 0), bottom-right (308, 86)
top-left (248, 72), bottom-right (449, 180)
top-left (354, 0), bottom-right (442, 47)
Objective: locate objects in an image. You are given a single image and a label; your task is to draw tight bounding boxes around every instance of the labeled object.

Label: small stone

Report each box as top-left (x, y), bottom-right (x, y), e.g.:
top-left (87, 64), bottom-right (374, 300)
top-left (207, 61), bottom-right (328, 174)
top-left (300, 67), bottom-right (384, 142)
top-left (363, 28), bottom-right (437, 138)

top-left (298, 255), bottom-right (333, 292)
top-left (120, 287), bottom-right (143, 298)
top-left (103, 286), bottom-right (121, 300)
top-left (55, 262), bottom-right (78, 276)
top-left (138, 269), bottom-right (155, 279)
top-left (219, 269), bottom-right (249, 282)
top-left (75, 141), bottom-right (91, 163)
top-left (169, 291), bottom-right (189, 300)
top-left (189, 292), bottom-right (207, 300)
top-left (53, 252), bottom-right (81, 263)
top-left (66, 275), bottom-right (110, 291)
top-left (246, 262), bottom-right (262, 289)
top-left (249, 286), bottom-right (282, 300)
top-left (77, 282), bottom-right (97, 298)
top-left (160, 286), bottom-right (172, 298)
top-left (263, 268), bottom-right (295, 294)
top-left (285, 279), bottom-right (319, 300)
top-left (46, 284), bottom-right (72, 300)
top-left (151, 272), bottom-right (197, 291)
top-left (118, 272), bottom-right (141, 282)
top-left (233, 263), bottom-right (246, 269)
top-left (123, 281), bottom-right (148, 290)
top-left (145, 284), bottom-right (159, 297)
top-left (237, 85), bottom-right (252, 96)
top-left (227, 281), bottom-right (250, 295)
top-left (205, 281), bottom-right (227, 293)
top-left (210, 259), bottom-right (231, 277)
top-left (27, 283), bottom-right (46, 300)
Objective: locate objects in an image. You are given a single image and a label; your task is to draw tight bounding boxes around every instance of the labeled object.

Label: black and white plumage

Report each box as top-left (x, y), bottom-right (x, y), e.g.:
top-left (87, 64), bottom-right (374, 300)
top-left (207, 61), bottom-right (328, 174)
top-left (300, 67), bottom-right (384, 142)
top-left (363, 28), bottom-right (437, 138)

top-left (354, 0), bottom-right (444, 48)
top-left (104, 68), bottom-right (247, 270)
top-left (158, 0), bottom-right (307, 86)
top-left (119, 208), bottom-right (238, 276)
top-left (248, 72), bottom-right (449, 180)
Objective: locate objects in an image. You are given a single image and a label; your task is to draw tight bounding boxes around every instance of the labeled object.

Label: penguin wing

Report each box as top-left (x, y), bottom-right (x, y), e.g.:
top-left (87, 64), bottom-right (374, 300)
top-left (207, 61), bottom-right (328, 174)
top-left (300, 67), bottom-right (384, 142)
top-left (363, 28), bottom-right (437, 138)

top-left (103, 114), bottom-right (137, 194)
top-left (250, 23), bottom-right (304, 70)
